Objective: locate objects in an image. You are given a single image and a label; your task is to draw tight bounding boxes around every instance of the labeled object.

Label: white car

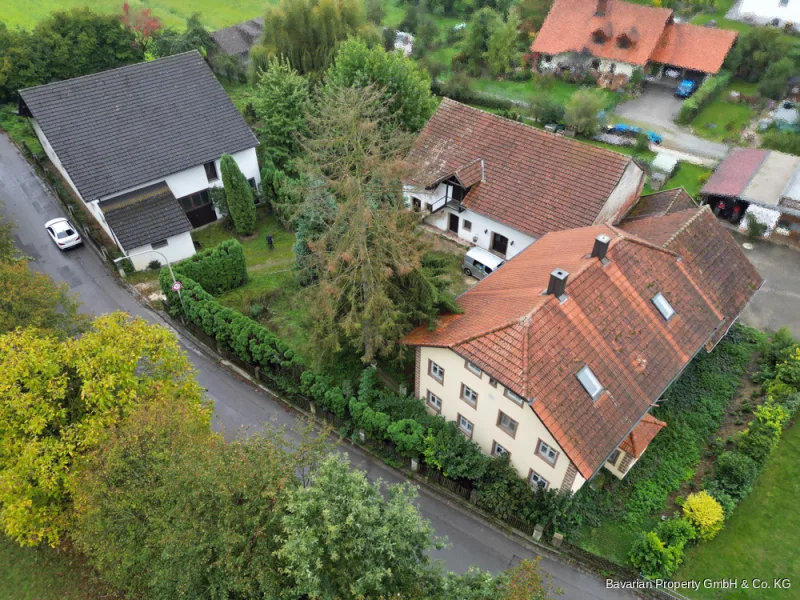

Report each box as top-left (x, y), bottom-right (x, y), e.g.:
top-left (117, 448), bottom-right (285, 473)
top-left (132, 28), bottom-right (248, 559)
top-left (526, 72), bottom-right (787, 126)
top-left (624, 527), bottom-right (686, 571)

top-left (45, 217), bottom-right (82, 250)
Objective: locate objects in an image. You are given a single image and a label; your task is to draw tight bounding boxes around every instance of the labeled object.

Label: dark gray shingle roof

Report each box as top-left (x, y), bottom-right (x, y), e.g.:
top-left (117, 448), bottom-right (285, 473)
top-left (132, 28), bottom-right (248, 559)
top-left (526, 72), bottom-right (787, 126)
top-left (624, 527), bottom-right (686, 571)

top-left (103, 184), bottom-right (192, 250)
top-left (212, 17), bottom-right (263, 56)
top-left (20, 51), bottom-right (257, 201)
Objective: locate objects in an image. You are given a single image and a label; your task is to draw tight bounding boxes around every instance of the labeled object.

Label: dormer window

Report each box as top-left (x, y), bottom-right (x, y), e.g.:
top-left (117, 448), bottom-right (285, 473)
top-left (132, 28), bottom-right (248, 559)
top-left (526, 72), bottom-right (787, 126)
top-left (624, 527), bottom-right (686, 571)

top-left (617, 36), bottom-right (631, 49)
top-left (577, 364), bottom-right (604, 400)
top-left (652, 292), bottom-right (676, 321)
top-left (592, 31), bottom-right (607, 44)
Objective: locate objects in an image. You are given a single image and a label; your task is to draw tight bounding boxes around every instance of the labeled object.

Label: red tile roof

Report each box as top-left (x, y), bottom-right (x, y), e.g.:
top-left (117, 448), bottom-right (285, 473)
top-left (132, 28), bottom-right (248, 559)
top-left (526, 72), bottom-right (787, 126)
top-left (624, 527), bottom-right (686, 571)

top-left (408, 99), bottom-right (640, 238)
top-left (532, 0), bottom-right (736, 74)
top-left (532, 0), bottom-right (671, 66)
top-left (649, 23), bottom-right (737, 74)
top-left (619, 206), bottom-right (764, 348)
top-left (623, 188), bottom-right (698, 221)
top-left (620, 414), bottom-right (666, 458)
top-left (701, 148), bottom-right (768, 198)
top-left (405, 223), bottom-right (733, 478)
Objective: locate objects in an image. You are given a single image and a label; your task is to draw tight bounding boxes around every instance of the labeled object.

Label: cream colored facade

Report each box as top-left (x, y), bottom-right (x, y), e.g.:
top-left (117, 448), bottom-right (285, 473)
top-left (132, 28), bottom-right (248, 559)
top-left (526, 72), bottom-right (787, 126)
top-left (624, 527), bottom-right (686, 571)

top-left (539, 52), bottom-right (638, 78)
top-left (417, 346), bottom-right (586, 493)
top-left (604, 448), bottom-right (638, 479)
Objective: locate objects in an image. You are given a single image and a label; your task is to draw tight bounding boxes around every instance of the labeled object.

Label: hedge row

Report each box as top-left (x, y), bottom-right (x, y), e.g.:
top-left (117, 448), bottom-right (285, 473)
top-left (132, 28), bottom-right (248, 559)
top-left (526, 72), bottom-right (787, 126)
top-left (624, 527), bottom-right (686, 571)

top-left (159, 265), bottom-right (589, 538)
top-left (173, 239), bottom-right (248, 295)
top-left (430, 80), bottom-right (516, 111)
top-left (677, 70), bottom-right (732, 125)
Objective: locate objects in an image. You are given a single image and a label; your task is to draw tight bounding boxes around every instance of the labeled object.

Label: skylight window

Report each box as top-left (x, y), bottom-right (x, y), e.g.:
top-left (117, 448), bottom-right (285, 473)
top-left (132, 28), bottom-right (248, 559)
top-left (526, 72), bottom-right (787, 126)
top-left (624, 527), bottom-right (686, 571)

top-left (577, 365), bottom-right (604, 400)
top-left (652, 292), bottom-right (675, 321)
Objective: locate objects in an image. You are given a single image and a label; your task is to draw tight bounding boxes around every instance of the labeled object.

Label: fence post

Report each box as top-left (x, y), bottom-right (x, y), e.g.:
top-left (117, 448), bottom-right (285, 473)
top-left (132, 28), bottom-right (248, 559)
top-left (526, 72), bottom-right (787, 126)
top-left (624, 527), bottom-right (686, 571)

top-left (552, 532), bottom-right (564, 548)
top-left (533, 523), bottom-right (544, 542)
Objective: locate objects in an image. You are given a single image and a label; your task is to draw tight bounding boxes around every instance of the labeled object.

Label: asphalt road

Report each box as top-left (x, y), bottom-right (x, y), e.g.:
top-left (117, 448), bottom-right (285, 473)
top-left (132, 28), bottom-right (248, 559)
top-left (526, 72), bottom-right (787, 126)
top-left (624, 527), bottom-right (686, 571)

top-left (0, 133), bottom-right (634, 599)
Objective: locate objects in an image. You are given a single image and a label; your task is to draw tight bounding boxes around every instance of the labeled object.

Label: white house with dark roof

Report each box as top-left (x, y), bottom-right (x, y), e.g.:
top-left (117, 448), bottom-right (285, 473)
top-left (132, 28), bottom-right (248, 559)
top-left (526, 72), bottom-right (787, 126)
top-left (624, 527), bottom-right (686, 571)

top-left (19, 51), bottom-right (260, 270)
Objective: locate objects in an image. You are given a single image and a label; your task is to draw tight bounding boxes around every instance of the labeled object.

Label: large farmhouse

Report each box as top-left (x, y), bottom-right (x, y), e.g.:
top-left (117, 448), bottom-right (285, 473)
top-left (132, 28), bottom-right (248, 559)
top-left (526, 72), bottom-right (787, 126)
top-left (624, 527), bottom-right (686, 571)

top-left (404, 204), bottom-right (762, 492)
top-left (19, 51), bottom-right (260, 270)
top-left (405, 99), bottom-right (646, 259)
top-left (531, 0), bottom-right (737, 82)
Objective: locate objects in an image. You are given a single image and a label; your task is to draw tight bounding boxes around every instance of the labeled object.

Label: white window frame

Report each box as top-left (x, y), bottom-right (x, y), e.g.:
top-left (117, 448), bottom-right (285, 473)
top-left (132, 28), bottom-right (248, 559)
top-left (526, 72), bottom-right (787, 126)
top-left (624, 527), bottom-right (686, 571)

top-left (460, 383), bottom-right (478, 407)
top-left (458, 414), bottom-right (474, 438)
top-left (428, 360), bottom-right (444, 383)
top-left (577, 364), bottom-right (604, 400)
top-left (504, 388), bottom-right (525, 406)
top-left (652, 292), bottom-right (676, 321)
top-left (536, 439), bottom-right (558, 466)
top-left (465, 360), bottom-right (482, 377)
top-left (426, 390), bottom-right (442, 413)
top-left (529, 470), bottom-right (549, 490)
top-left (497, 410), bottom-right (518, 438)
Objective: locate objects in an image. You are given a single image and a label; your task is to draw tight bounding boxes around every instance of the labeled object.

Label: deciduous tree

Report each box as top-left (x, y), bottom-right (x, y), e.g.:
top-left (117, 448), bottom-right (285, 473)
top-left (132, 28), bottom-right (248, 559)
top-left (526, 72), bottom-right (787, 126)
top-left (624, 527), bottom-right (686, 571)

top-left (259, 0), bottom-right (371, 75)
top-left (152, 13), bottom-right (214, 57)
top-left (325, 37), bottom-right (437, 132)
top-left (220, 154), bottom-right (257, 235)
top-left (486, 10), bottom-right (522, 77)
top-left (460, 7), bottom-right (503, 75)
top-left (564, 88), bottom-right (606, 136)
top-left (0, 313), bottom-right (206, 547)
top-left (120, 1), bottom-right (162, 51)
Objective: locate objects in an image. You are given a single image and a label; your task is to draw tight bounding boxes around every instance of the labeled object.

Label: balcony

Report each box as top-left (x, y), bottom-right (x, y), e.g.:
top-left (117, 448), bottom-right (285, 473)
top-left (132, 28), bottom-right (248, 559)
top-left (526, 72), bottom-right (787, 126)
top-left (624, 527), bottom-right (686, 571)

top-left (429, 195), bottom-right (465, 214)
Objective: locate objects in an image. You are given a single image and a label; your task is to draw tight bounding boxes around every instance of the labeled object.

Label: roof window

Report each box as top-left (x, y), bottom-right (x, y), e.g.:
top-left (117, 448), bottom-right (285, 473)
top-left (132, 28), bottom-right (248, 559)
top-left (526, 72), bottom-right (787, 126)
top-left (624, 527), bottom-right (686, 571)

top-left (652, 292), bottom-right (675, 321)
top-left (577, 365), bottom-right (604, 400)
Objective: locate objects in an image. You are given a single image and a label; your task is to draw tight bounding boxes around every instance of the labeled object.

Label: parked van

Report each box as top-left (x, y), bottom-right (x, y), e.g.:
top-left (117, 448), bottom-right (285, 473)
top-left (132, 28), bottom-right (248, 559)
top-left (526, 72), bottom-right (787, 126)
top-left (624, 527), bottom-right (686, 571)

top-left (462, 247), bottom-right (504, 280)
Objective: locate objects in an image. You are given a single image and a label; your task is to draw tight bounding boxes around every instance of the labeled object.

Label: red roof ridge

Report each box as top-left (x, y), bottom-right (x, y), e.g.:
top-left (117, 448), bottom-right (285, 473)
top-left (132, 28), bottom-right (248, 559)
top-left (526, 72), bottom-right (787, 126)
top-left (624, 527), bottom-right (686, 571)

top-left (661, 205), bottom-right (711, 248)
top-left (607, 224), bottom-right (681, 256)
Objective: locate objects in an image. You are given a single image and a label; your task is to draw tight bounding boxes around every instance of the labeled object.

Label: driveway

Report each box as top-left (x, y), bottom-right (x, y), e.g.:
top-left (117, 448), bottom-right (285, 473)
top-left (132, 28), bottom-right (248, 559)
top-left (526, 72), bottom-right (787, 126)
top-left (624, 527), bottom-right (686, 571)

top-left (0, 132), bottom-right (634, 599)
top-left (614, 84), bottom-right (731, 161)
top-left (732, 230), bottom-right (800, 338)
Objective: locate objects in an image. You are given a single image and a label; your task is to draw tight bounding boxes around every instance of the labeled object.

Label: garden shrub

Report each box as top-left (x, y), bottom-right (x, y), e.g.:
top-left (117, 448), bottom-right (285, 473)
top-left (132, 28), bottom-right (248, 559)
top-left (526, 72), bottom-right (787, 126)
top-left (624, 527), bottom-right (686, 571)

top-left (629, 532), bottom-right (680, 579)
top-left (739, 403), bottom-right (788, 465)
top-left (386, 419), bottom-right (426, 458)
top-left (713, 451), bottom-right (759, 500)
top-left (762, 130), bottom-right (800, 156)
top-left (220, 154), bottom-right (257, 235)
top-left (677, 70), bottom-right (732, 125)
top-left (703, 480), bottom-right (737, 517)
top-left (423, 422), bottom-right (490, 481)
top-left (656, 517), bottom-right (696, 548)
top-left (682, 492), bottom-right (724, 541)
top-left (171, 239), bottom-right (248, 295)
top-left (528, 95), bottom-right (565, 124)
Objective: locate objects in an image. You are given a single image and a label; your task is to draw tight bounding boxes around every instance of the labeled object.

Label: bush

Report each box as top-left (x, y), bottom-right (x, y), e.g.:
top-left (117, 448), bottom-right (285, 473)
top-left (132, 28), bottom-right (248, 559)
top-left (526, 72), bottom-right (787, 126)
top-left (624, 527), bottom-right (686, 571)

top-left (656, 517), bottom-right (697, 548)
top-left (386, 419), bottom-right (426, 458)
top-left (147, 259), bottom-right (162, 271)
top-left (430, 78), bottom-right (515, 111)
top-left (703, 480), bottom-right (737, 517)
top-left (762, 130), bottom-right (800, 156)
top-left (682, 491), bottom-right (724, 541)
top-left (745, 213), bottom-right (768, 239)
top-left (564, 88), bottom-right (606, 137)
top-left (630, 532), bottom-right (680, 579)
top-left (220, 154), bottom-right (257, 235)
top-left (739, 403), bottom-right (789, 464)
top-left (677, 71), bottom-right (732, 125)
top-left (713, 451), bottom-right (758, 500)
top-left (528, 95), bottom-right (565, 124)
top-left (634, 132), bottom-right (650, 154)
top-left (171, 239), bottom-right (248, 295)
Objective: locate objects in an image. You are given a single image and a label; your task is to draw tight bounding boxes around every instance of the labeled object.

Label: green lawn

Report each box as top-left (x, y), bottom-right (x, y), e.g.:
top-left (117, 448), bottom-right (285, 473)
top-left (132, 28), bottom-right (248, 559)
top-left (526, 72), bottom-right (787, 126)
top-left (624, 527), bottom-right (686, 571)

top-left (471, 77), bottom-right (622, 109)
top-left (0, 536), bottom-right (115, 600)
top-left (0, 104), bottom-right (44, 157)
top-left (0, 0), bottom-right (271, 30)
top-left (220, 80), bottom-right (257, 116)
top-left (690, 84), bottom-right (755, 143)
top-left (676, 421), bottom-right (800, 599)
top-left (661, 162), bottom-right (712, 199)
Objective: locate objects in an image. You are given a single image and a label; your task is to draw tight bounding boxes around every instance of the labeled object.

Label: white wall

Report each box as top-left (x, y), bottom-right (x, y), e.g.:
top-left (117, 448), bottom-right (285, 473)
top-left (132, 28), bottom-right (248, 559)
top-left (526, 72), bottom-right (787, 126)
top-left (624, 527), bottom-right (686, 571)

top-left (594, 161), bottom-right (647, 225)
top-left (405, 183), bottom-right (536, 259)
top-left (418, 346), bottom-right (585, 493)
top-left (125, 231), bottom-right (196, 271)
top-left (538, 53), bottom-right (637, 77)
top-left (30, 119), bottom-right (85, 203)
top-left (733, 0), bottom-right (800, 29)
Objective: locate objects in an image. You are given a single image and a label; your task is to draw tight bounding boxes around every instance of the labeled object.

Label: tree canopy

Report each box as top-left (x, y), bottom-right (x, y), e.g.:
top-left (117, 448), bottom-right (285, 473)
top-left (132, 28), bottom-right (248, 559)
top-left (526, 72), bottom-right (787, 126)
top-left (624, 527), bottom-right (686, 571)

top-left (259, 0), bottom-right (372, 75)
top-left (325, 37), bottom-right (437, 132)
top-left (0, 313), bottom-right (207, 546)
top-left (220, 154), bottom-right (257, 235)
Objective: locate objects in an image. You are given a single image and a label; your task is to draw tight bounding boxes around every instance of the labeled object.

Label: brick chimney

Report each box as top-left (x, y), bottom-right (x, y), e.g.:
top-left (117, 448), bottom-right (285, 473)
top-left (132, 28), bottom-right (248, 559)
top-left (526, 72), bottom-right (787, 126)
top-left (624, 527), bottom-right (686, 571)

top-left (595, 0), bottom-right (609, 17)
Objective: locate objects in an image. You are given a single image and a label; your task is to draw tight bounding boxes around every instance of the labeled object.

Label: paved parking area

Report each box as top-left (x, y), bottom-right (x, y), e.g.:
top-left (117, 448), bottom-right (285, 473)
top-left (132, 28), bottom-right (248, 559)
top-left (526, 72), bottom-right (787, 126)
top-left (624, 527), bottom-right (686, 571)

top-left (613, 84), bottom-right (730, 160)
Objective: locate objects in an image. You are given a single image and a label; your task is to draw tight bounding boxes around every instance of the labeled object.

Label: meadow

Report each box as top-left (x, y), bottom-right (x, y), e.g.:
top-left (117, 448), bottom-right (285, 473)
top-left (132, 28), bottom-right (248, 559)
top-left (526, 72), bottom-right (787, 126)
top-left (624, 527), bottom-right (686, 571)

top-left (0, 0), bottom-right (271, 30)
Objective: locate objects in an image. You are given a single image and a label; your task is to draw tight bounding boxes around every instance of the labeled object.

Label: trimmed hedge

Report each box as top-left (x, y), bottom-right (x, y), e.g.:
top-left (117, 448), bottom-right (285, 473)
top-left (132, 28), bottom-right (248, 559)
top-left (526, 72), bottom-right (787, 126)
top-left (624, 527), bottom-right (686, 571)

top-left (677, 71), bottom-right (732, 125)
top-left (430, 79), bottom-right (515, 111)
top-left (172, 239), bottom-right (247, 295)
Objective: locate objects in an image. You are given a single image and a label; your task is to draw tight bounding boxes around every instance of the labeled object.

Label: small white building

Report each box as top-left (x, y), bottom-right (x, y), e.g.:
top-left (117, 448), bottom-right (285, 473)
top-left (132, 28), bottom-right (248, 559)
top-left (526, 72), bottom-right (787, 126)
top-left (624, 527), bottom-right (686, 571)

top-left (405, 99), bottom-right (645, 259)
top-left (20, 51), bottom-right (260, 270)
top-left (729, 0), bottom-right (800, 31)
top-left (394, 31), bottom-right (414, 56)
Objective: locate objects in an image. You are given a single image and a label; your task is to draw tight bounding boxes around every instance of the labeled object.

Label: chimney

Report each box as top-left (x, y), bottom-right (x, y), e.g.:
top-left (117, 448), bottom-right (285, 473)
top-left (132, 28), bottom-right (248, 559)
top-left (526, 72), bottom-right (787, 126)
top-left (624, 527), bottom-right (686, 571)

top-left (546, 269), bottom-right (569, 301)
top-left (595, 0), bottom-right (608, 16)
top-left (591, 234), bottom-right (612, 264)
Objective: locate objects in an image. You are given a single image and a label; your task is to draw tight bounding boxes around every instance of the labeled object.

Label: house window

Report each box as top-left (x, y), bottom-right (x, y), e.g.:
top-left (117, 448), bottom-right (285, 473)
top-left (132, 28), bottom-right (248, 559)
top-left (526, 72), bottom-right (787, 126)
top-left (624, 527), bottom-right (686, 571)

top-left (608, 449), bottom-right (621, 466)
top-left (492, 441), bottom-right (510, 458)
top-left (617, 36), bottom-right (631, 49)
top-left (504, 388), bottom-right (525, 406)
top-left (592, 31), bottom-right (606, 44)
top-left (412, 197), bottom-right (422, 212)
top-left (151, 239), bottom-right (168, 249)
top-left (204, 161), bottom-right (218, 182)
top-left (652, 292), bottom-right (676, 321)
top-left (490, 232), bottom-right (509, 256)
top-left (577, 365), bottom-right (604, 400)
top-left (489, 377), bottom-right (498, 388)
top-left (428, 360), bottom-right (444, 383)
top-left (591, 59), bottom-right (601, 70)
top-left (465, 360), bottom-right (482, 377)
top-left (541, 55), bottom-right (551, 64)
top-left (458, 414), bottom-right (474, 438)
top-left (536, 439), bottom-right (559, 466)
top-left (426, 391), bottom-right (442, 413)
top-left (463, 220), bottom-right (472, 232)
top-left (178, 189), bottom-right (211, 211)
top-left (496, 411), bottom-right (518, 438)
top-left (529, 470), bottom-right (549, 490)
top-left (460, 383), bottom-right (478, 407)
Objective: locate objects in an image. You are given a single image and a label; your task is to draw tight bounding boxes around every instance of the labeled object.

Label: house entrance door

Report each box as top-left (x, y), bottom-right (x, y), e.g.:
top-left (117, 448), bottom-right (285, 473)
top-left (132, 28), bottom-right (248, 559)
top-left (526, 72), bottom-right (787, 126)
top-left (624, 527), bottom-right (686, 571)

top-left (491, 232), bottom-right (509, 256)
top-left (179, 189), bottom-right (218, 228)
top-left (448, 213), bottom-right (459, 233)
